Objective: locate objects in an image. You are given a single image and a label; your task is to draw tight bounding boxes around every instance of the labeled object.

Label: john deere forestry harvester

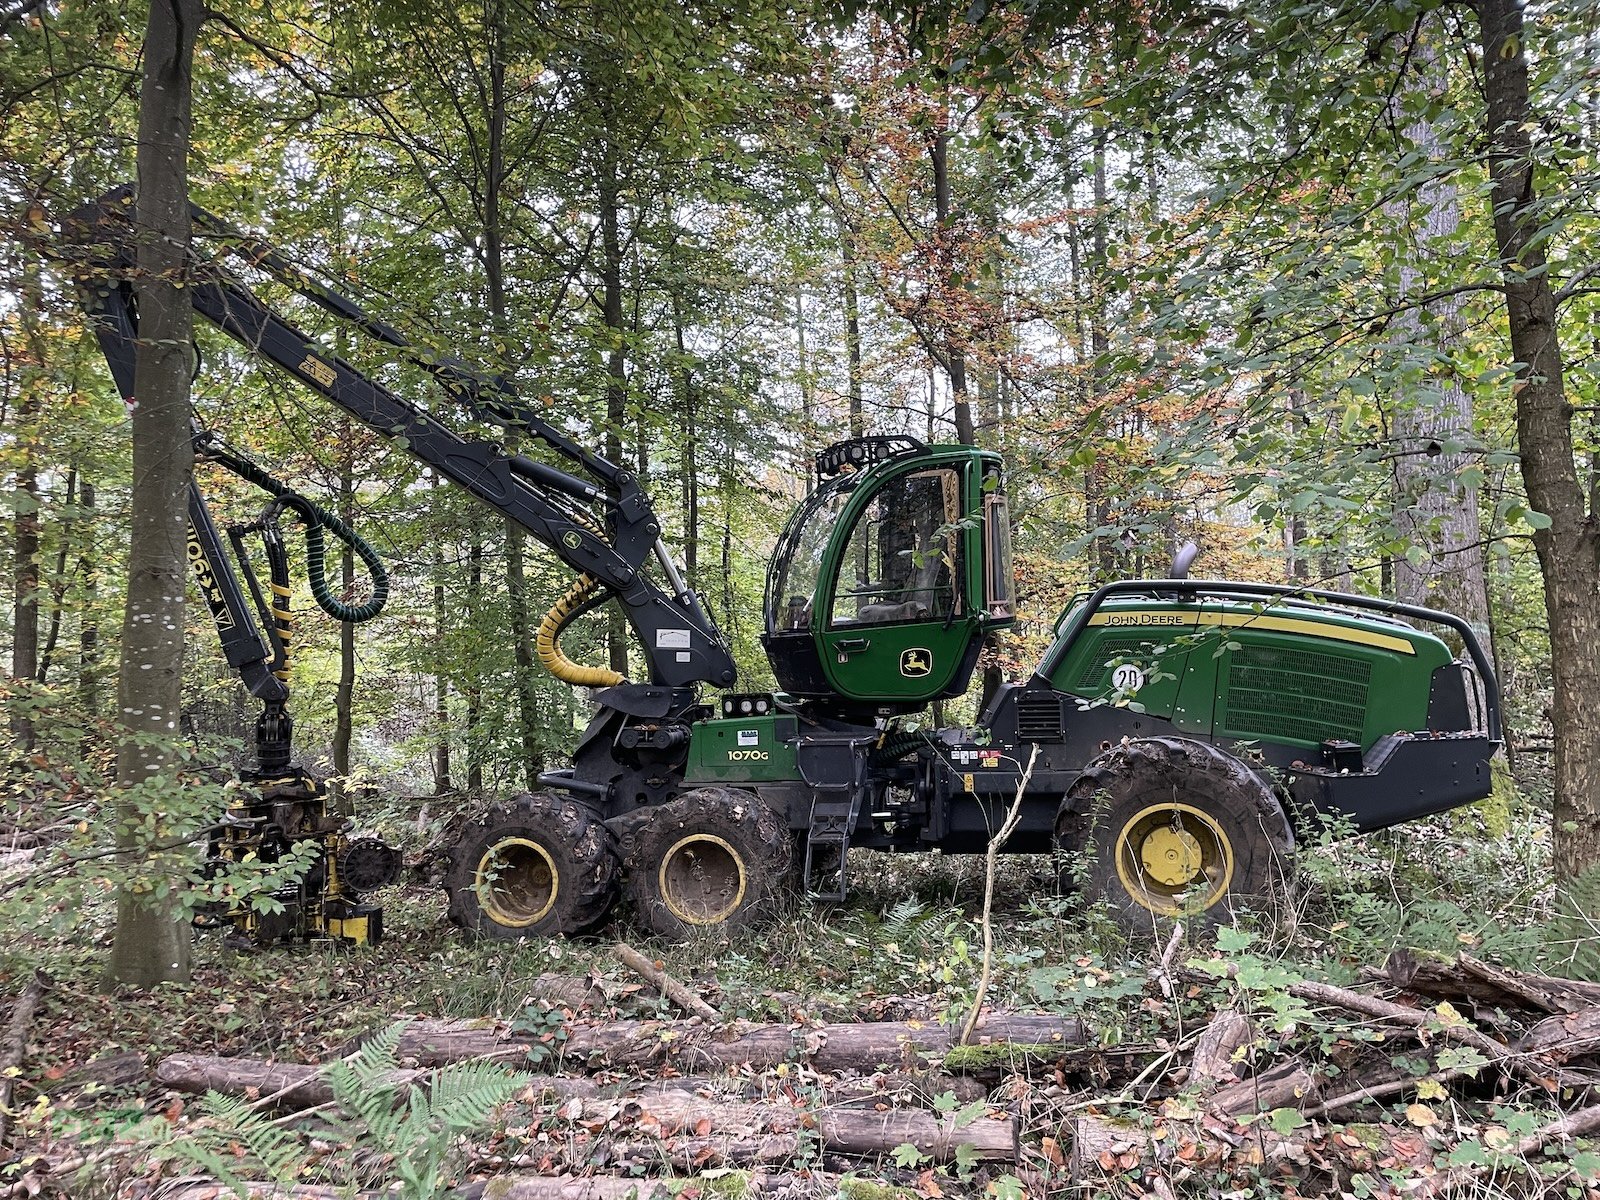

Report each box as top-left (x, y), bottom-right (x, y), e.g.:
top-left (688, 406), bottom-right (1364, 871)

top-left (64, 188), bottom-right (1502, 944)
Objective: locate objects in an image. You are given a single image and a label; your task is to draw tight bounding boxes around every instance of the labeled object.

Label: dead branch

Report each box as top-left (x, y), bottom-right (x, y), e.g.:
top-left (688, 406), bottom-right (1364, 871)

top-left (961, 745), bottom-right (1038, 1046)
top-left (613, 943), bottom-right (718, 1022)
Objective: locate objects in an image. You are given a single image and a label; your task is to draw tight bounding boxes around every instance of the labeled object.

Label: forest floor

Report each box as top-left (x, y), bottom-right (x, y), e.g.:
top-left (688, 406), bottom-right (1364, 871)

top-left (2, 803), bottom-right (1599, 1199)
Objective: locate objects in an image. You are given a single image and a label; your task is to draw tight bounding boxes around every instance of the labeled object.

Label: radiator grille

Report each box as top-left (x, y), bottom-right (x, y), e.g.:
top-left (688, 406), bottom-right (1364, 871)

top-left (1220, 644), bottom-right (1371, 744)
top-left (1074, 634), bottom-right (1161, 690)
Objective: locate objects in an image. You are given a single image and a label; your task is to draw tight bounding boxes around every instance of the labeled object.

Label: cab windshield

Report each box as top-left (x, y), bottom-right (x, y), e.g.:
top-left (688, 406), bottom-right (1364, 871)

top-left (765, 474), bottom-right (858, 635)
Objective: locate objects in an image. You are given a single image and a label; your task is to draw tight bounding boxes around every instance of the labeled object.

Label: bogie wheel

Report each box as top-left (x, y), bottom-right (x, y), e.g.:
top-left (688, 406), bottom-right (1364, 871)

top-left (1057, 737), bottom-right (1292, 931)
top-left (621, 788), bottom-right (792, 939)
top-left (443, 792), bottom-right (619, 939)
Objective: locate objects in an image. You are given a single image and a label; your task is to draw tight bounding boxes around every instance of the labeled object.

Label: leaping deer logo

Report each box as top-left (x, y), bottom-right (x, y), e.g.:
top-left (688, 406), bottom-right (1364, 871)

top-left (900, 648), bottom-right (932, 677)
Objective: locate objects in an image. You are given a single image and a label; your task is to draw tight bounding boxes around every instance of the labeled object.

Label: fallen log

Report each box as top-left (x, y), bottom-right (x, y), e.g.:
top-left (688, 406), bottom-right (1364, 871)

top-left (593, 1131), bottom-right (801, 1171)
top-left (456, 1177), bottom-right (674, 1200)
top-left (1190, 1010), bottom-right (1252, 1086)
top-left (157, 1051), bottom-right (987, 1117)
top-left (1413, 1100), bottom-right (1600, 1197)
top-left (1519, 1005), bottom-right (1600, 1064)
top-left (1286, 978), bottom-right (1541, 1085)
top-left (559, 1093), bottom-right (1015, 1165)
top-left (120, 1185), bottom-right (366, 1200)
top-left (1205, 1060), bottom-right (1319, 1117)
top-left (55, 1049), bottom-right (145, 1097)
top-left (1376, 951), bottom-right (1600, 1016)
top-left (155, 1053), bottom-right (605, 1110)
top-left (397, 1011), bottom-right (1086, 1075)
top-left (0, 972), bottom-right (47, 1149)
top-left (158, 1054), bottom-right (1015, 1166)
top-left (454, 1173), bottom-right (822, 1200)
top-left (523, 974), bottom-right (607, 1012)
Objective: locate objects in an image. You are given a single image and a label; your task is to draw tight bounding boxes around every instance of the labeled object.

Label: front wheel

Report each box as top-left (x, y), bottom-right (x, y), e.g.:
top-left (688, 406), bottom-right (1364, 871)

top-left (620, 788), bottom-right (791, 939)
top-left (1057, 737), bottom-right (1292, 931)
top-left (443, 792), bottom-right (619, 939)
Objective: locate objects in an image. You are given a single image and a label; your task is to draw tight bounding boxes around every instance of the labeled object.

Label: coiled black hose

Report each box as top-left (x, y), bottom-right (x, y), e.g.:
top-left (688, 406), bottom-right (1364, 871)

top-left (209, 444), bottom-right (389, 623)
top-left (873, 729), bottom-right (933, 765)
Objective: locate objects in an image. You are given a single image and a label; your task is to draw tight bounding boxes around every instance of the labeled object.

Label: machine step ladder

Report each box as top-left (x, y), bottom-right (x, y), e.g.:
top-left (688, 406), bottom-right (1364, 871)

top-left (798, 734), bottom-right (874, 902)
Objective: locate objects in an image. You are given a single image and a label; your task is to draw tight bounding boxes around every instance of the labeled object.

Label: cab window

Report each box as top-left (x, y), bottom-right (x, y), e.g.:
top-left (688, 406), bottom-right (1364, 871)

top-left (983, 488), bottom-right (1015, 618)
top-left (829, 468), bottom-right (963, 627)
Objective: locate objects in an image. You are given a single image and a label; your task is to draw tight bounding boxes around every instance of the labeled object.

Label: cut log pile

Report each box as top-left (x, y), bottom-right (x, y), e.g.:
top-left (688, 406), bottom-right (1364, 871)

top-left (95, 952), bottom-right (1600, 1197)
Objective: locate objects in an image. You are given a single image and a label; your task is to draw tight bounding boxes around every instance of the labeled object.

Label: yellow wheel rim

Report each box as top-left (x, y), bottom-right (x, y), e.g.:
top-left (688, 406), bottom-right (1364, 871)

top-left (476, 837), bottom-right (559, 928)
top-left (1113, 802), bottom-right (1234, 916)
top-left (658, 833), bottom-right (747, 926)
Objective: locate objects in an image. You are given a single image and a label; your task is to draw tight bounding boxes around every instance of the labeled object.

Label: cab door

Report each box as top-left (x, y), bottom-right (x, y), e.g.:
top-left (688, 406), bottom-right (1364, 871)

top-left (816, 462), bottom-right (981, 704)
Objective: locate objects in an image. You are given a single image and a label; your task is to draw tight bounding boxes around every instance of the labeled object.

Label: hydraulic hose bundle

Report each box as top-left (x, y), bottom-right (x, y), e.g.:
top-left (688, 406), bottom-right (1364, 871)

top-left (536, 573), bottom-right (625, 688)
top-left (200, 433), bottom-right (389, 624)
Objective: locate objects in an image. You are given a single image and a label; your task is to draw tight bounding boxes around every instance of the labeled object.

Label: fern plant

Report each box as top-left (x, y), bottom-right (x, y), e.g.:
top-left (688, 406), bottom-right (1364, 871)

top-left (322, 1021), bottom-right (530, 1199)
top-left (147, 1089), bottom-right (307, 1199)
top-left (880, 897), bottom-right (938, 947)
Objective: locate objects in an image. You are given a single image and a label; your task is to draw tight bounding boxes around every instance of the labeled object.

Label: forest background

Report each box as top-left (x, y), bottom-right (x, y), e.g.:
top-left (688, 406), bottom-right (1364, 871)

top-left (3, 0), bottom-right (1600, 982)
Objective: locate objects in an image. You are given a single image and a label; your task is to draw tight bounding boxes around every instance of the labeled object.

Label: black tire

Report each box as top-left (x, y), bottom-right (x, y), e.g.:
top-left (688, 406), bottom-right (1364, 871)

top-left (620, 788), bottom-right (792, 939)
top-left (443, 792), bottom-right (619, 939)
top-left (1056, 737), bottom-right (1292, 931)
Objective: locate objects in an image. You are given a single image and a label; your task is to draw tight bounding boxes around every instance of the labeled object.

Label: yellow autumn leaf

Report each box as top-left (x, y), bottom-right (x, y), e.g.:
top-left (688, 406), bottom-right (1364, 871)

top-left (1416, 1078), bottom-right (1447, 1101)
top-left (1406, 1103), bottom-right (1438, 1127)
top-left (1434, 1001), bottom-right (1466, 1028)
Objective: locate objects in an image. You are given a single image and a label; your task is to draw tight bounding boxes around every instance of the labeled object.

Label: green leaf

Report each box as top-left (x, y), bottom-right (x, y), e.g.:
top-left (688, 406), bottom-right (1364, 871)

top-left (954, 1140), bottom-right (980, 1176)
top-left (891, 1141), bottom-right (929, 1168)
top-left (1267, 1107), bottom-right (1307, 1135)
top-left (1215, 925), bottom-right (1256, 954)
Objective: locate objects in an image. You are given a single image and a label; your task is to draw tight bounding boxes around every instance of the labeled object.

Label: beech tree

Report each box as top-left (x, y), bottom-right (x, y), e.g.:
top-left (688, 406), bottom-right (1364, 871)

top-left (106, 0), bottom-right (203, 989)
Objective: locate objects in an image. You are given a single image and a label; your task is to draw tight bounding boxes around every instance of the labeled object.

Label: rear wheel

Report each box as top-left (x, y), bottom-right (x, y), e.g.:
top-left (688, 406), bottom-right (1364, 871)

top-left (1057, 737), bottom-right (1291, 930)
top-left (621, 788), bottom-right (791, 939)
top-left (443, 792), bottom-right (618, 939)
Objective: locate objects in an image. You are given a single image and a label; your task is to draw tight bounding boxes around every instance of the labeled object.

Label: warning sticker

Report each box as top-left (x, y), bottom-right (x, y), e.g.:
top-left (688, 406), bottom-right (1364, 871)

top-left (656, 628), bottom-right (692, 649)
top-left (738, 730), bottom-right (759, 747)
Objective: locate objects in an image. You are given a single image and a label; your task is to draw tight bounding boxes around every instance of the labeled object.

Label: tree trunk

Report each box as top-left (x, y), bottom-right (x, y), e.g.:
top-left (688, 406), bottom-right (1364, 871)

top-left (9, 261), bottom-right (43, 752)
top-left (598, 146), bottom-right (630, 680)
top-left (1475, 0), bottom-right (1598, 900)
top-left (836, 202), bottom-right (865, 437)
top-left (466, 528), bottom-right (483, 792)
top-left (333, 421), bottom-right (355, 782)
top-left (35, 471), bottom-right (74, 686)
top-left (1087, 123), bottom-right (1113, 580)
top-left (107, 0), bottom-right (204, 990)
top-left (1387, 22), bottom-right (1492, 657)
top-left (78, 476), bottom-right (99, 719)
top-left (430, 474), bottom-right (452, 794)
top-left (931, 125), bottom-right (974, 446)
top-left (673, 296), bottom-right (699, 581)
top-left (483, 10), bottom-right (544, 787)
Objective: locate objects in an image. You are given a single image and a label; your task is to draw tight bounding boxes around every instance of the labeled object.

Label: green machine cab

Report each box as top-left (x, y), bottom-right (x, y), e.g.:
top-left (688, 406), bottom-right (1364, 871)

top-left (762, 436), bottom-right (1016, 715)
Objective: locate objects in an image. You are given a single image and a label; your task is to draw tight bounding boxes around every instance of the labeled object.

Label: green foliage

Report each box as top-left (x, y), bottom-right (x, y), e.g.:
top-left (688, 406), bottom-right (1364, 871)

top-left (321, 1022), bottom-right (529, 1199)
top-left (135, 1021), bottom-right (527, 1199)
top-left (1545, 865), bottom-right (1600, 983)
top-left (509, 1000), bottom-right (569, 1068)
top-left (163, 1091), bottom-right (305, 1198)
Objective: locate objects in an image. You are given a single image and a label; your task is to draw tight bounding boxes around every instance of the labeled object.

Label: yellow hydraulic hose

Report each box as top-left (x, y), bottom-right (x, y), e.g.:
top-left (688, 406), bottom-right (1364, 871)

top-left (271, 582), bottom-right (294, 682)
top-left (536, 573), bottom-right (625, 688)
